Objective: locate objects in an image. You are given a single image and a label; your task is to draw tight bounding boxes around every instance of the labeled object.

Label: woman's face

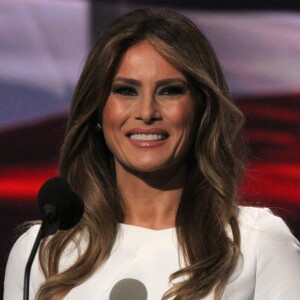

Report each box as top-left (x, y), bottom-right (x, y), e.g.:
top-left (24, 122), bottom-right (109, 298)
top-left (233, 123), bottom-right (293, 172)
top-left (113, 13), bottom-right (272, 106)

top-left (102, 40), bottom-right (196, 174)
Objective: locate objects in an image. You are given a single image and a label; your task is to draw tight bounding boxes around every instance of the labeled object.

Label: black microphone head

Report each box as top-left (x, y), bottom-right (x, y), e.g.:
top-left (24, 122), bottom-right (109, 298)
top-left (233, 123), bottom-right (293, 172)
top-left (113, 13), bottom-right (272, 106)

top-left (37, 177), bottom-right (84, 231)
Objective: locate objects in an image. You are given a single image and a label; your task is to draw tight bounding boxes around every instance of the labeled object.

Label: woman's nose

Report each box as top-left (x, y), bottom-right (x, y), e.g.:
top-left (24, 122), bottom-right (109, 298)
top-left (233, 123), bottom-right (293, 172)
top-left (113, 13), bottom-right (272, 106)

top-left (134, 94), bottom-right (162, 124)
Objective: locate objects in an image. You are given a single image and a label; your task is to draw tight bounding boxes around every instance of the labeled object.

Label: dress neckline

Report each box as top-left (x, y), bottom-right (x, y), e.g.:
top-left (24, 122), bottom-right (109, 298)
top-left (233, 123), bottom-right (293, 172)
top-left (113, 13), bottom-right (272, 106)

top-left (119, 223), bottom-right (176, 234)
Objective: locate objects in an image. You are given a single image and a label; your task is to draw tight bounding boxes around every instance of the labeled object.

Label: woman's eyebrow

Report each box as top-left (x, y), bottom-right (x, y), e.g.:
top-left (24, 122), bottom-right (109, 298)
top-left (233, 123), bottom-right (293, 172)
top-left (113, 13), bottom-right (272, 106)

top-left (112, 77), bottom-right (188, 87)
top-left (113, 77), bottom-right (141, 86)
top-left (156, 78), bottom-right (188, 86)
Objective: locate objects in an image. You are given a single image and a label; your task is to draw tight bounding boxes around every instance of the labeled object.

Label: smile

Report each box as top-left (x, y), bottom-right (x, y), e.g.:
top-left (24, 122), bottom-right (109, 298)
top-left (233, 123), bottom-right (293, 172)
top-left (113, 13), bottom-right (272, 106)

top-left (129, 134), bottom-right (168, 141)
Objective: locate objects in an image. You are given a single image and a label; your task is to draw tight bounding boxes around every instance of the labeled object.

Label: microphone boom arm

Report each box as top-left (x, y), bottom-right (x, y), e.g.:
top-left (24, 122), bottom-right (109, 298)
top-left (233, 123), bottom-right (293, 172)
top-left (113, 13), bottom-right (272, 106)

top-left (23, 221), bottom-right (48, 300)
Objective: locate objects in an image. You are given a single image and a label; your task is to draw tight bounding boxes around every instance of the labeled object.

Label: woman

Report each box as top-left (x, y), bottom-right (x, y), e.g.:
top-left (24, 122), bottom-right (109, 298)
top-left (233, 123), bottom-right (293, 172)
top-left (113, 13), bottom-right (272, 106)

top-left (4, 9), bottom-right (300, 300)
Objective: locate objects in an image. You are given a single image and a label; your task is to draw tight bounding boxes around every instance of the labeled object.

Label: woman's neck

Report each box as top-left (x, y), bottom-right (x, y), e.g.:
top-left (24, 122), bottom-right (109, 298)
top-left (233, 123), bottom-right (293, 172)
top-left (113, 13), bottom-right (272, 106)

top-left (115, 163), bottom-right (186, 230)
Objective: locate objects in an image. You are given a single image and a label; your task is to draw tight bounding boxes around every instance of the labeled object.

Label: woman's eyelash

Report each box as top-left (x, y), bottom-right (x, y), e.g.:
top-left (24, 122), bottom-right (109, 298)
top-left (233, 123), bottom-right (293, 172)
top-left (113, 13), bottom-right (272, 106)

top-left (111, 84), bottom-right (189, 97)
top-left (159, 85), bottom-right (189, 96)
top-left (112, 86), bottom-right (137, 96)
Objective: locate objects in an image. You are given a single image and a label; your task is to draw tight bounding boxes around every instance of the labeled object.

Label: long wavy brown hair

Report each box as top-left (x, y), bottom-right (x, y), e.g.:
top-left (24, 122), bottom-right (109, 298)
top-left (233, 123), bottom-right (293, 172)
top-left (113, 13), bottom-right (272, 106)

top-left (36, 9), bottom-right (246, 300)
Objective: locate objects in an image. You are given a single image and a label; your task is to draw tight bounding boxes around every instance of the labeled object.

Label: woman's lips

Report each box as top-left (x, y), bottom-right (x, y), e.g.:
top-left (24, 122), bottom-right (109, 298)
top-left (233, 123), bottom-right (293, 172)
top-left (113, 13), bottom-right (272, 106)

top-left (126, 128), bottom-right (169, 147)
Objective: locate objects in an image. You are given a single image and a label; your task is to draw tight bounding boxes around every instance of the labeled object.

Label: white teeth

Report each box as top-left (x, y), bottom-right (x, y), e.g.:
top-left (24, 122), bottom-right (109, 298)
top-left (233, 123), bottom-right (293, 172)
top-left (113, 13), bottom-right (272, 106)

top-left (129, 134), bottom-right (167, 141)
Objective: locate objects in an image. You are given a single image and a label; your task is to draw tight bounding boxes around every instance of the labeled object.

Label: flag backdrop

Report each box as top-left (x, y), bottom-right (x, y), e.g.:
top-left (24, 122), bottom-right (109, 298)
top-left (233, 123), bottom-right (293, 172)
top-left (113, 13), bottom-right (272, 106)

top-left (1, 0), bottom-right (300, 294)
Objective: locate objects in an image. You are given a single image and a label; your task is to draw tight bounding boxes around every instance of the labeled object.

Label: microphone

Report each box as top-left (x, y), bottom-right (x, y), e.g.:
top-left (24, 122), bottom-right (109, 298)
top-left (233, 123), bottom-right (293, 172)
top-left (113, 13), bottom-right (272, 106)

top-left (109, 278), bottom-right (148, 300)
top-left (37, 176), bottom-right (84, 236)
top-left (23, 177), bottom-right (84, 300)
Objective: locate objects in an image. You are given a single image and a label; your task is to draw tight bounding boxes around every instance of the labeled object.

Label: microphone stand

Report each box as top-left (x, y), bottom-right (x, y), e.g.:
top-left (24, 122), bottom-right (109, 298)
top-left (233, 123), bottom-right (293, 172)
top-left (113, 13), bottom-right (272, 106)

top-left (23, 207), bottom-right (58, 300)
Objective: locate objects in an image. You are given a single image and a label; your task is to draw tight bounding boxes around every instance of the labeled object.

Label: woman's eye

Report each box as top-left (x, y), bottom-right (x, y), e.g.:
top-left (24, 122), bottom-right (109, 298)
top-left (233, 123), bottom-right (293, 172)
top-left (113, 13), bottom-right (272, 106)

top-left (112, 86), bottom-right (137, 96)
top-left (159, 85), bottom-right (188, 96)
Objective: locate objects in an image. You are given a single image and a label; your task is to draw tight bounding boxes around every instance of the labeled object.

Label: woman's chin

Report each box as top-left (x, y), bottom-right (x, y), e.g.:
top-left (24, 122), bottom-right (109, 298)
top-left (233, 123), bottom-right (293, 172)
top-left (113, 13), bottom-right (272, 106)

top-left (121, 159), bottom-right (185, 176)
